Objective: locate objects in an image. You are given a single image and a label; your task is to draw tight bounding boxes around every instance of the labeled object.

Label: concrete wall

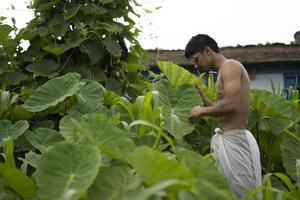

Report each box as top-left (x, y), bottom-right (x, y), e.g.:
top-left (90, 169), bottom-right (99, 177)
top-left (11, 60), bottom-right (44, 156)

top-left (250, 73), bottom-right (283, 91)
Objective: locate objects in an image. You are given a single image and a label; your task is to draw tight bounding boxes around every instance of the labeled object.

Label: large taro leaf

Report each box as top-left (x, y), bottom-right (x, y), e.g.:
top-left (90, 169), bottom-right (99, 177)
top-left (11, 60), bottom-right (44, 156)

top-left (24, 73), bottom-right (85, 112)
top-left (0, 120), bottom-right (29, 147)
top-left (59, 105), bottom-right (110, 144)
top-left (173, 147), bottom-right (236, 200)
top-left (25, 128), bottom-right (64, 153)
top-left (76, 114), bottom-right (135, 162)
top-left (75, 80), bottom-right (105, 107)
top-left (35, 142), bottom-right (101, 200)
top-left (154, 79), bottom-right (202, 139)
top-left (157, 61), bottom-right (205, 89)
top-left (251, 89), bottom-right (292, 118)
top-left (0, 163), bottom-right (36, 199)
top-left (281, 130), bottom-right (300, 181)
top-left (124, 180), bottom-right (183, 200)
top-left (250, 89), bottom-right (293, 135)
top-left (128, 146), bottom-right (194, 191)
top-left (88, 164), bottom-right (137, 200)
top-left (259, 132), bottom-right (283, 164)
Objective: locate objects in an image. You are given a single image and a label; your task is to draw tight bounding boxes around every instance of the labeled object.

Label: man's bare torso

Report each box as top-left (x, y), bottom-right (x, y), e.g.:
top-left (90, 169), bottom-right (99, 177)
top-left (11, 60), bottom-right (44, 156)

top-left (216, 59), bottom-right (250, 131)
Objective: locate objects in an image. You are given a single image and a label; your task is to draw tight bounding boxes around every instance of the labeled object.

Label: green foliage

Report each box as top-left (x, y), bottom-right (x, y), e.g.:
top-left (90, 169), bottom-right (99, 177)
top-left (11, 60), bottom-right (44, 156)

top-left (23, 73), bottom-right (85, 112)
top-left (76, 113), bottom-right (135, 162)
top-left (0, 120), bottom-right (29, 146)
top-left (35, 142), bottom-right (101, 200)
top-left (0, 163), bottom-right (36, 199)
top-left (0, 0), bottom-right (299, 198)
top-left (281, 130), bottom-right (300, 181)
top-left (174, 147), bottom-right (237, 199)
top-left (128, 146), bottom-right (194, 190)
top-left (154, 79), bottom-right (202, 139)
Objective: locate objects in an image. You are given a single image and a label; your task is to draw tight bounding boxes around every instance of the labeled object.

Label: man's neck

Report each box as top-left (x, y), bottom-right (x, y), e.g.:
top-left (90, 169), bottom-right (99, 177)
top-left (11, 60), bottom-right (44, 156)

top-left (212, 53), bottom-right (226, 71)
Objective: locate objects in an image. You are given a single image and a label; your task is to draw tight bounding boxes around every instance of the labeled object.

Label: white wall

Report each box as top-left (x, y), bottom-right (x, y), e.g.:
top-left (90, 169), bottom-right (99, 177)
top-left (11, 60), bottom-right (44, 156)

top-left (250, 73), bottom-right (284, 92)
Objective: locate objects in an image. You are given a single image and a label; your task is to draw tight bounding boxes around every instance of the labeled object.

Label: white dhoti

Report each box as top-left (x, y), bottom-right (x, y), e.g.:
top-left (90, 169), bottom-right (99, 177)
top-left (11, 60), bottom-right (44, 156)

top-left (210, 128), bottom-right (262, 199)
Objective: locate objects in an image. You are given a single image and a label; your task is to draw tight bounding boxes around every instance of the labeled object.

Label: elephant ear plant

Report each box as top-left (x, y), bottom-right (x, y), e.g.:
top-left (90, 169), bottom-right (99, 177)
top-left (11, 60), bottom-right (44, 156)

top-left (0, 0), bottom-right (300, 199)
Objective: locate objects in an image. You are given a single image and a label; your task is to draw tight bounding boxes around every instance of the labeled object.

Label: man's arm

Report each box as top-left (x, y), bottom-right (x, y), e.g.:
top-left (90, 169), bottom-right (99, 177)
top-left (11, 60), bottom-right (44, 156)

top-left (189, 61), bottom-right (242, 118)
top-left (195, 84), bottom-right (215, 107)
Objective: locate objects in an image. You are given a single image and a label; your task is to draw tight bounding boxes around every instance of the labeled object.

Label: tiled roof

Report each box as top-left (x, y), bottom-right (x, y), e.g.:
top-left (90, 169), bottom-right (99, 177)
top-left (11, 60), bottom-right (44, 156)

top-left (145, 43), bottom-right (300, 66)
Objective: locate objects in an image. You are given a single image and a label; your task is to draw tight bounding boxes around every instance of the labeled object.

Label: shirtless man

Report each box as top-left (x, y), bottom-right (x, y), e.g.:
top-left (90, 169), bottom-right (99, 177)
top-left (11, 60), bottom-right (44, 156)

top-left (185, 34), bottom-right (261, 198)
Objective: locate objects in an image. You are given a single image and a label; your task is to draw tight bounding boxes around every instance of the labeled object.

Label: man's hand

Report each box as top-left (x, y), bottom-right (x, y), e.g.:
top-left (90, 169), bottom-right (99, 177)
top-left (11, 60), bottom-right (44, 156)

top-left (188, 106), bottom-right (204, 120)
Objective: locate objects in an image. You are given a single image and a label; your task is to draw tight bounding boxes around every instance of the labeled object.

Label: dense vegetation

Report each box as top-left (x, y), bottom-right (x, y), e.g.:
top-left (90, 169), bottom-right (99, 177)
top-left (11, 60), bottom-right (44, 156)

top-left (0, 0), bottom-right (299, 199)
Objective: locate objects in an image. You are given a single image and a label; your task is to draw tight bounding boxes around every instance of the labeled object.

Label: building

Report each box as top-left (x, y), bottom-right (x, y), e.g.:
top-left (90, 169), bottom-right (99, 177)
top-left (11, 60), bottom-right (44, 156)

top-left (145, 35), bottom-right (300, 92)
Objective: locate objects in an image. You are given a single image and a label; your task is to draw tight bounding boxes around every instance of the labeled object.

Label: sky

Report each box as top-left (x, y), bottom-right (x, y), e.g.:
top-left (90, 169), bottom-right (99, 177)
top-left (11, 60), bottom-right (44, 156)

top-left (1, 0), bottom-right (300, 50)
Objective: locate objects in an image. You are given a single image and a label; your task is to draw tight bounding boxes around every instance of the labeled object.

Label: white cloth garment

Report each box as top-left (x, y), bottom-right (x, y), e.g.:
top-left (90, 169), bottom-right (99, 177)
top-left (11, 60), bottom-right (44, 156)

top-left (210, 128), bottom-right (262, 199)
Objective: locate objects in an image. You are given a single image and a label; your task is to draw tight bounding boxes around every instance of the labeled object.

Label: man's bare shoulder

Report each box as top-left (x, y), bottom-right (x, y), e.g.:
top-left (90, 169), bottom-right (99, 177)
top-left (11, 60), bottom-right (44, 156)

top-left (222, 59), bottom-right (244, 68)
top-left (220, 59), bottom-right (243, 75)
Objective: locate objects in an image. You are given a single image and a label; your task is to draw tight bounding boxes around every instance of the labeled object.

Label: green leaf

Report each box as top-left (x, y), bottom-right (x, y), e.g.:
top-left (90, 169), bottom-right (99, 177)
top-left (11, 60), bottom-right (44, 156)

top-left (69, 103), bottom-right (108, 119)
top-left (77, 114), bottom-right (135, 162)
top-left (104, 90), bottom-right (121, 106)
top-left (42, 42), bottom-right (71, 56)
top-left (0, 24), bottom-right (13, 42)
top-left (281, 130), bottom-right (300, 181)
top-left (95, 22), bottom-right (123, 33)
top-left (24, 73), bottom-right (85, 112)
top-left (34, 0), bottom-right (59, 12)
top-left (35, 142), bottom-right (101, 200)
top-left (251, 89), bottom-right (292, 118)
top-left (60, 108), bottom-right (111, 144)
top-left (25, 128), bottom-right (64, 153)
top-left (59, 115), bottom-right (79, 143)
top-left (0, 71), bottom-right (28, 86)
top-left (12, 105), bottom-right (34, 120)
top-left (0, 90), bottom-right (18, 117)
top-left (75, 81), bottom-right (104, 107)
top-left (157, 61), bottom-right (203, 88)
top-left (26, 59), bottom-right (58, 78)
top-left (250, 89), bottom-right (293, 135)
top-left (124, 180), bottom-right (182, 200)
top-left (101, 0), bottom-right (114, 4)
top-left (81, 3), bottom-right (107, 15)
top-left (4, 137), bottom-right (15, 168)
top-left (0, 163), bottom-right (36, 199)
top-left (65, 30), bottom-right (85, 48)
top-left (0, 120), bottom-right (29, 147)
top-left (103, 38), bottom-right (122, 57)
top-left (173, 147), bottom-right (236, 200)
top-left (154, 79), bottom-right (201, 139)
top-left (128, 146), bottom-right (194, 190)
top-left (80, 40), bottom-right (106, 65)
top-left (36, 26), bottom-right (49, 36)
top-left (64, 4), bottom-right (82, 20)
top-left (88, 164), bottom-right (135, 200)
top-left (48, 14), bottom-right (69, 36)
top-left (24, 151), bottom-right (41, 169)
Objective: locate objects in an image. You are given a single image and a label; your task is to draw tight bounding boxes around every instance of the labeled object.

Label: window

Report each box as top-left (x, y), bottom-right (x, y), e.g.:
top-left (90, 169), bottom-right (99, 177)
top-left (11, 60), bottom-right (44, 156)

top-left (284, 72), bottom-right (300, 89)
top-left (283, 72), bottom-right (300, 100)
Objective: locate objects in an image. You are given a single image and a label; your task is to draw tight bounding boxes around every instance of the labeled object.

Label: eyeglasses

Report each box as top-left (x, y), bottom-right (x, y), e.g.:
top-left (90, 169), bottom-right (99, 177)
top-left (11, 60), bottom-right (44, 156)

top-left (191, 51), bottom-right (202, 64)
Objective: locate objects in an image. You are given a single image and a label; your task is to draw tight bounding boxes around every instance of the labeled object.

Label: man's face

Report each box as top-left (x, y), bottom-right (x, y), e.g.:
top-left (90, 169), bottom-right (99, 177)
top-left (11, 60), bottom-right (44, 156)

top-left (191, 50), bottom-right (212, 72)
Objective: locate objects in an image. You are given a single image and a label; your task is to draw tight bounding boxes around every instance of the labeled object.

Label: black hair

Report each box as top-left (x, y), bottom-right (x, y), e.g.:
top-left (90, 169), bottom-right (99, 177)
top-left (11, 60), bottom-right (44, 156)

top-left (184, 34), bottom-right (220, 58)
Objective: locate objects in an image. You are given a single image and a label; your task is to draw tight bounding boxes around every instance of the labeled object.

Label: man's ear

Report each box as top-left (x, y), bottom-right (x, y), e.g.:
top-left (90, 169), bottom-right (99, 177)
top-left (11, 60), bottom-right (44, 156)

top-left (204, 46), bottom-right (212, 55)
